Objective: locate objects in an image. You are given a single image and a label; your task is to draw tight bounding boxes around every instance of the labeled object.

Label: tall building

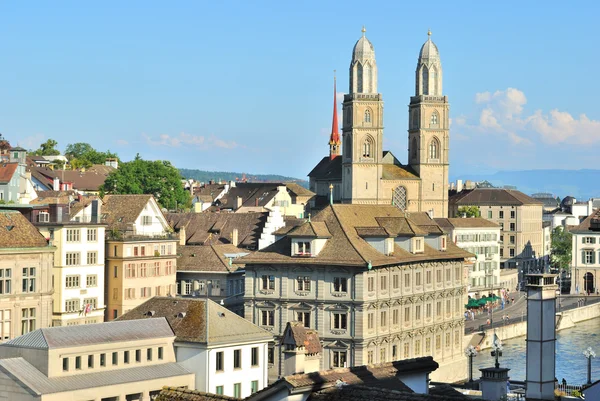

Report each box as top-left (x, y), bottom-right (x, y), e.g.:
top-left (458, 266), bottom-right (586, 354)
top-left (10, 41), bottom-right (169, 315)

top-left (102, 195), bottom-right (178, 320)
top-left (570, 210), bottom-right (600, 294)
top-left (0, 210), bottom-right (55, 339)
top-left (309, 29), bottom-right (450, 218)
top-left (242, 204), bottom-right (470, 383)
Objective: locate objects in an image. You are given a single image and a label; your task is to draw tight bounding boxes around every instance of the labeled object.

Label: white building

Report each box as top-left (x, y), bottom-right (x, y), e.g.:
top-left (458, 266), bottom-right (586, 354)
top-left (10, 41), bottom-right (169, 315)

top-left (570, 210), bottom-right (600, 294)
top-left (119, 297), bottom-right (273, 398)
top-left (435, 217), bottom-right (501, 296)
top-left (0, 318), bottom-right (194, 401)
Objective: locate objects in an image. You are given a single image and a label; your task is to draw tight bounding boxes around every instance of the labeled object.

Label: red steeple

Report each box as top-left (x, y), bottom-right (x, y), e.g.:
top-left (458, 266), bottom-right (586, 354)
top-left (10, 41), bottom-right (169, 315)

top-left (329, 72), bottom-right (341, 160)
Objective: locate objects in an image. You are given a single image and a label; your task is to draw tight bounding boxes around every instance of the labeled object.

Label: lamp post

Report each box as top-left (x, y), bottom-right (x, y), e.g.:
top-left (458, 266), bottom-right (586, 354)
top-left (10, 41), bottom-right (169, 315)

top-left (491, 338), bottom-right (503, 369)
top-left (584, 347), bottom-right (596, 385)
top-left (465, 345), bottom-right (478, 382)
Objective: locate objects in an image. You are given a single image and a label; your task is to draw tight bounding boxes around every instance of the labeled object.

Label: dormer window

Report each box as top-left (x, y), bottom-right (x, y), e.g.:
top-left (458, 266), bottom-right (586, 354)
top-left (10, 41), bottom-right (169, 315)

top-left (441, 236), bottom-right (447, 251)
top-left (295, 241), bottom-right (312, 256)
top-left (412, 237), bottom-right (424, 254)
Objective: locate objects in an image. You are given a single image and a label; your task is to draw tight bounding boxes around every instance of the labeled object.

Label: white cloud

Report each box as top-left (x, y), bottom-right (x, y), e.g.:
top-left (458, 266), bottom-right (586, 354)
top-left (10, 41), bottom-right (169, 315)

top-left (470, 87), bottom-right (600, 145)
top-left (115, 139), bottom-right (129, 146)
top-left (143, 132), bottom-right (240, 150)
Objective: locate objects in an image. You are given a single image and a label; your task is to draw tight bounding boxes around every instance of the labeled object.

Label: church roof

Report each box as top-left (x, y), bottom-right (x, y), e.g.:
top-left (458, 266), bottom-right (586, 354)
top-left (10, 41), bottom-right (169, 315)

top-left (329, 77), bottom-right (340, 146)
top-left (308, 156), bottom-right (342, 180)
top-left (381, 164), bottom-right (420, 180)
top-left (419, 31), bottom-right (440, 61)
top-left (352, 28), bottom-right (375, 62)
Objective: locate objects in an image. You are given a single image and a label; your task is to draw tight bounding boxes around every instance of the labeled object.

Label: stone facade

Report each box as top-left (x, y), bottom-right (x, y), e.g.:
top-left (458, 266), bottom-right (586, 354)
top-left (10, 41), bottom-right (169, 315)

top-left (570, 210), bottom-right (600, 294)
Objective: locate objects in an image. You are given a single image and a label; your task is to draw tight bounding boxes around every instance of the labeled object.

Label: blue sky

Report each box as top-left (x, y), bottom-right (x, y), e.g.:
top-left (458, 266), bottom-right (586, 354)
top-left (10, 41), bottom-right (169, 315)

top-left (1, 1), bottom-right (599, 180)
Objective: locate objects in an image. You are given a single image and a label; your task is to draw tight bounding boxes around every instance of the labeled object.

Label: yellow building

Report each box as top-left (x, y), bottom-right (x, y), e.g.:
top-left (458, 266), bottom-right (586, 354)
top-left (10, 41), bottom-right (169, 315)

top-left (309, 29), bottom-right (449, 218)
top-left (102, 195), bottom-right (178, 320)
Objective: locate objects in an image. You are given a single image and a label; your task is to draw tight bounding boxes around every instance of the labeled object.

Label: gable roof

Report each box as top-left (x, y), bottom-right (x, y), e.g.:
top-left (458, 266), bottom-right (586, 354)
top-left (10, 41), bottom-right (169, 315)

top-left (215, 183), bottom-right (281, 210)
top-left (1, 318), bottom-right (173, 349)
top-left (117, 297), bottom-right (272, 345)
top-left (571, 209), bottom-right (600, 232)
top-left (308, 156), bottom-right (342, 180)
top-left (284, 182), bottom-right (315, 198)
top-left (167, 212), bottom-right (268, 249)
top-left (434, 217), bottom-right (500, 230)
top-left (0, 162), bottom-right (18, 184)
top-left (102, 194), bottom-right (154, 230)
top-left (381, 164), bottom-right (419, 180)
top-left (242, 205), bottom-right (472, 268)
top-left (30, 164), bottom-right (115, 191)
top-left (0, 210), bottom-right (49, 248)
top-left (449, 188), bottom-right (543, 206)
top-left (288, 221), bottom-right (332, 238)
top-left (177, 244), bottom-right (250, 273)
top-left (282, 321), bottom-right (322, 354)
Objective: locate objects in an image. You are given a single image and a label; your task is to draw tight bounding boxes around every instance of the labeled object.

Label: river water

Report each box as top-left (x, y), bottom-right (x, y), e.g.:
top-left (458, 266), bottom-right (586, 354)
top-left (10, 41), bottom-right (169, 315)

top-left (473, 318), bottom-right (600, 384)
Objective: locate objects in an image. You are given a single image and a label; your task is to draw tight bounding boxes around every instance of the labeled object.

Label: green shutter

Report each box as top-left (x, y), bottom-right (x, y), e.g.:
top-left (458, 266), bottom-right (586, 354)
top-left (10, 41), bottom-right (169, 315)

top-left (583, 237), bottom-right (586, 244)
top-left (583, 250), bottom-right (586, 264)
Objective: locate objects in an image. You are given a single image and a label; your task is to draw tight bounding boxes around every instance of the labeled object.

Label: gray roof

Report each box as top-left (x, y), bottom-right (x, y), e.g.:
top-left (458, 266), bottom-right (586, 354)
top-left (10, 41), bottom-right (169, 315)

top-left (0, 358), bottom-right (190, 395)
top-left (118, 297), bottom-right (273, 346)
top-left (2, 318), bottom-right (173, 349)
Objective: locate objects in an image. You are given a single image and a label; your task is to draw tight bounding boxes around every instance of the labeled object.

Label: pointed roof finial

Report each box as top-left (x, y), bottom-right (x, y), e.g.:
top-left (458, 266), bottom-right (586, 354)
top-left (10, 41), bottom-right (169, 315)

top-left (362, 26), bottom-right (366, 36)
top-left (428, 29), bottom-right (431, 37)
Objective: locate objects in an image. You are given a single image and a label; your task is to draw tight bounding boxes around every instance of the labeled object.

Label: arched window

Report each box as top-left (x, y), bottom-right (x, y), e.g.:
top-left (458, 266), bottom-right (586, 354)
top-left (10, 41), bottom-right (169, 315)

top-left (411, 137), bottom-right (417, 159)
top-left (430, 111), bottom-right (439, 126)
top-left (431, 66), bottom-right (438, 96)
top-left (393, 186), bottom-right (407, 211)
top-left (421, 66), bottom-right (429, 95)
top-left (357, 63), bottom-right (364, 93)
top-left (364, 109), bottom-right (371, 123)
top-left (429, 138), bottom-right (440, 159)
top-left (362, 136), bottom-right (373, 158)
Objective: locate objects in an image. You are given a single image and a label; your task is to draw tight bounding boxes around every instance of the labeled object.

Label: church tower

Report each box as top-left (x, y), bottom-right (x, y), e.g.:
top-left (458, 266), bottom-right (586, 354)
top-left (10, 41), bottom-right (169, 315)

top-left (329, 74), bottom-right (341, 160)
top-left (341, 27), bottom-right (384, 204)
top-left (408, 31), bottom-right (449, 217)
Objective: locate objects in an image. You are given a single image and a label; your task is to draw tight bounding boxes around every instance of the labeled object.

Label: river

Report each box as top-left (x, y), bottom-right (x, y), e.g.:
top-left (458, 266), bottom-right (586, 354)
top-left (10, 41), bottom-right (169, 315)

top-left (473, 317), bottom-right (600, 384)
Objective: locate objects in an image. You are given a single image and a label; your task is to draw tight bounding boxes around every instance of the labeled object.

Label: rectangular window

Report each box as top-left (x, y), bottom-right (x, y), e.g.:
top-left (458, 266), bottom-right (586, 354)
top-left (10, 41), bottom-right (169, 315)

top-left (585, 250), bottom-right (595, 264)
top-left (251, 347), bottom-right (259, 367)
top-left (510, 235), bottom-right (515, 245)
top-left (415, 339), bottom-right (421, 356)
top-left (296, 276), bottom-right (311, 291)
top-left (87, 228), bottom-right (97, 242)
top-left (426, 271), bottom-right (432, 285)
top-left (66, 229), bottom-right (80, 242)
top-left (261, 310), bottom-right (275, 326)
top-left (86, 275), bottom-right (97, 287)
top-left (436, 270), bottom-right (442, 283)
top-left (86, 252), bottom-right (97, 265)
top-left (100, 353), bottom-right (106, 367)
top-left (380, 310), bottom-right (387, 327)
top-left (404, 307), bottom-right (410, 322)
top-left (112, 352), bottom-right (118, 365)
top-left (261, 275), bottom-right (275, 290)
top-left (403, 343), bottom-right (409, 359)
top-left (333, 277), bottom-right (348, 293)
top-left (404, 273), bottom-right (410, 288)
top-left (426, 338), bottom-right (431, 353)
top-left (75, 356), bottom-right (81, 370)
top-left (0, 269), bottom-right (11, 295)
top-left (268, 346), bottom-right (274, 364)
top-left (65, 252), bottom-right (80, 266)
top-left (392, 309), bottom-right (399, 325)
top-left (499, 211), bottom-right (504, 219)
top-left (216, 351), bottom-right (224, 371)
top-left (368, 312), bottom-right (374, 329)
top-left (295, 241), bottom-right (311, 255)
top-left (436, 335), bottom-right (441, 350)
top-left (65, 299), bottom-right (79, 312)
top-left (251, 380), bottom-right (259, 394)
top-left (380, 276), bottom-right (387, 291)
top-left (393, 274), bottom-right (399, 289)
top-left (510, 223), bottom-right (516, 231)
top-left (487, 210), bottom-right (492, 218)
top-left (584, 237), bottom-right (597, 244)
top-left (233, 383), bottom-right (241, 398)
top-left (83, 298), bottom-right (97, 311)
top-left (65, 275), bottom-right (80, 288)
top-left (63, 357), bottom-right (69, 371)
top-left (124, 350), bottom-right (130, 364)
top-left (368, 277), bottom-right (375, 292)
top-left (392, 345), bottom-right (397, 359)
top-left (333, 351), bottom-right (347, 368)
top-left (510, 210), bottom-right (515, 218)
top-left (234, 349), bottom-right (242, 369)
top-left (21, 308), bottom-right (36, 334)
top-left (426, 303), bottom-right (432, 318)
top-left (142, 215), bottom-right (152, 225)
top-left (88, 354), bottom-right (94, 368)
top-left (158, 347), bottom-right (163, 360)
top-left (22, 267), bottom-right (35, 293)
top-left (367, 351), bottom-right (374, 364)
top-left (436, 301), bottom-right (442, 317)
top-left (135, 349), bottom-right (141, 362)
top-left (415, 272), bottom-right (421, 286)
top-left (0, 310), bottom-right (11, 340)
top-left (333, 313), bottom-right (347, 330)
top-left (216, 386), bottom-right (224, 395)
top-left (415, 305), bottom-right (421, 320)
top-left (134, 247), bottom-right (139, 256)
top-left (510, 248), bottom-right (515, 257)
top-left (297, 311), bottom-right (310, 328)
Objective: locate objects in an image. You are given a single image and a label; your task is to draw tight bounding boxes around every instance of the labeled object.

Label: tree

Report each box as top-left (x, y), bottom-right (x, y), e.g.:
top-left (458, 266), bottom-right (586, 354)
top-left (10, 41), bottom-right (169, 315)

top-left (551, 226), bottom-right (572, 272)
top-left (31, 139), bottom-right (61, 156)
top-left (100, 155), bottom-right (190, 210)
top-left (458, 206), bottom-right (480, 218)
top-left (64, 142), bottom-right (118, 168)
top-left (65, 143), bottom-right (94, 160)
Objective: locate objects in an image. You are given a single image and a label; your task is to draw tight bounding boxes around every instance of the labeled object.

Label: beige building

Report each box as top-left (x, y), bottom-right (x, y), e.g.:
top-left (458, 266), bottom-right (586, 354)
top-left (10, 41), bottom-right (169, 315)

top-left (103, 195), bottom-right (178, 320)
top-left (0, 318), bottom-right (194, 401)
top-left (449, 188), bottom-right (544, 279)
top-left (309, 29), bottom-right (449, 218)
top-left (242, 204), bottom-right (471, 383)
top-left (0, 210), bottom-right (55, 340)
top-left (570, 210), bottom-right (600, 294)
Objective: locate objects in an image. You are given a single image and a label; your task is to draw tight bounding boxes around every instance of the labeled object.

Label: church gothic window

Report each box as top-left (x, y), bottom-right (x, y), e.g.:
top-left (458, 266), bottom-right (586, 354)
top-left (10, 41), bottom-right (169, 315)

top-left (362, 136), bottom-right (374, 158)
top-left (429, 138), bottom-right (440, 160)
top-left (393, 186), bottom-right (407, 211)
top-left (411, 137), bottom-right (417, 159)
top-left (421, 66), bottom-right (429, 95)
top-left (364, 109), bottom-right (371, 123)
top-left (430, 112), bottom-right (438, 126)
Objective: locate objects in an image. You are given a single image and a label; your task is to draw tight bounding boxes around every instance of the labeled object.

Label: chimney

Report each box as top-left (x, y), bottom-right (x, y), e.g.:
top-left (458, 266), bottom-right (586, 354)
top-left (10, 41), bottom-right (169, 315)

top-left (457, 179), bottom-right (463, 193)
top-left (236, 196), bottom-right (243, 209)
top-left (91, 199), bottom-right (101, 223)
top-left (53, 176), bottom-right (60, 191)
top-left (232, 228), bottom-right (239, 247)
top-left (255, 198), bottom-right (259, 207)
top-left (179, 226), bottom-right (186, 246)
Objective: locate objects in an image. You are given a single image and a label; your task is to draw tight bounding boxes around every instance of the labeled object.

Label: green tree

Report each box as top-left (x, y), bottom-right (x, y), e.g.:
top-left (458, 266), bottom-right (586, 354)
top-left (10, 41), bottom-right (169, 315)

top-left (100, 154), bottom-right (189, 210)
top-left (31, 139), bottom-right (61, 156)
top-left (64, 142), bottom-right (118, 167)
top-left (458, 206), bottom-right (480, 218)
top-left (551, 226), bottom-right (572, 272)
top-left (65, 143), bottom-right (94, 160)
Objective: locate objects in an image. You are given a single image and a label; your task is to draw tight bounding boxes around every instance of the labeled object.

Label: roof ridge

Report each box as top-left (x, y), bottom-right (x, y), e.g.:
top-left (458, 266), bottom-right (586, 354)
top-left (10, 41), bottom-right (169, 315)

top-left (330, 205), bottom-right (369, 265)
top-left (210, 244), bottom-right (231, 272)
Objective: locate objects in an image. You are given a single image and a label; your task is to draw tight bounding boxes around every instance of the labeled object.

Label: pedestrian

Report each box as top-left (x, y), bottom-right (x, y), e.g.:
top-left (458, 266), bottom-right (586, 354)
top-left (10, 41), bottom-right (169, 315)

top-left (511, 297), bottom-right (514, 303)
top-left (562, 378), bottom-right (567, 387)
top-left (486, 318), bottom-right (491, 325)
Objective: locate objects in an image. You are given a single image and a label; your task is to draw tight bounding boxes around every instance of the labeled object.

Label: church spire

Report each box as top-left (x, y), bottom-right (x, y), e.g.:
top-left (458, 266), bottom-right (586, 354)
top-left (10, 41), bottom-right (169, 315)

top-left (329, 71), bottom-right (341, 160)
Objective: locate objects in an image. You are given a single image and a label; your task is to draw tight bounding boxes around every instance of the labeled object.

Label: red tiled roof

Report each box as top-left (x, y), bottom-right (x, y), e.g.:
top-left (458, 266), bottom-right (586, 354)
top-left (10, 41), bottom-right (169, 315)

top-left (0, 163), bottom-right (18, 184)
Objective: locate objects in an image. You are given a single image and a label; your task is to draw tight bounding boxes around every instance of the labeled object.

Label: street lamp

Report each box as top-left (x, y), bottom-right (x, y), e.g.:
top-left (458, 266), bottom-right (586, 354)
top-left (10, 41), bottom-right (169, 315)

top-left (491, 338), bottom-right (503, 369)
top-left (464, 345), bottom-right (478, 382)
top-left (584, 347), bottom-right (596, 385)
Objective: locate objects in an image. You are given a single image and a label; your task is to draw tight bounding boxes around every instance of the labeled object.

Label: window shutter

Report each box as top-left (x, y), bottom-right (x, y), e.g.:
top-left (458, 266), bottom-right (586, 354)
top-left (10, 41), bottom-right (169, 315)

top-left (583, 250), bottom-right (586, 264)
top-left (593, 252), bottom-right (596, 265)
top-left (583, 237), bottom-right (586, 244)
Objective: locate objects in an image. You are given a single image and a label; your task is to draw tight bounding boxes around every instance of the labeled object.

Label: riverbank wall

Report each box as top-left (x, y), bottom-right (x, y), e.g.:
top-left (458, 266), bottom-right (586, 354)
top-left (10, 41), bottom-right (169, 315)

top-left (469, 302), bottom-right (600, 350)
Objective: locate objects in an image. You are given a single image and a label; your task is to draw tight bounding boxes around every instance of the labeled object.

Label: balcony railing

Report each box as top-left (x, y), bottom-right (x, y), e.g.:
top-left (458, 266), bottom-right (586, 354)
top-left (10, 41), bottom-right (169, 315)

top-left (107, 230), bottom-right (178, 242)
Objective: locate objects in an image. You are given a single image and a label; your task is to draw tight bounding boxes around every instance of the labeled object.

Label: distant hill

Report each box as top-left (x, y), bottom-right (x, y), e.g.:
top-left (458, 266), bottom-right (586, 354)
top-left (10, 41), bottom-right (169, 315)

top-left (456, 169), bottom-right (600, 200)
top-left (179, 168), bottom-right (307, 186)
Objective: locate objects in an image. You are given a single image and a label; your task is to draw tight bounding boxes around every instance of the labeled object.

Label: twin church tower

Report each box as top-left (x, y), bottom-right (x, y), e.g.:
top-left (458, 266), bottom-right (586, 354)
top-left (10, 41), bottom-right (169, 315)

top-left (309, 28), bottom-right (449, 218)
